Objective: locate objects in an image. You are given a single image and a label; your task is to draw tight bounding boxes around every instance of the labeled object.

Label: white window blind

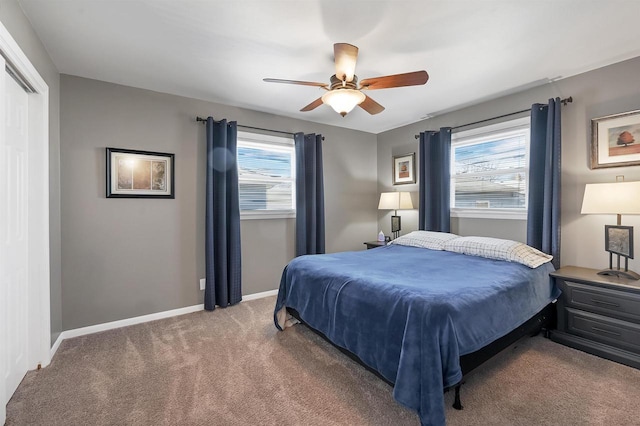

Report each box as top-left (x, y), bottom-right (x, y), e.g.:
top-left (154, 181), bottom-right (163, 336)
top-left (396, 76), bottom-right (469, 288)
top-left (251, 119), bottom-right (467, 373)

top-left (451, 118), bottom-right (530, 218)
top-left (237, 131), bottom-right (295, 219)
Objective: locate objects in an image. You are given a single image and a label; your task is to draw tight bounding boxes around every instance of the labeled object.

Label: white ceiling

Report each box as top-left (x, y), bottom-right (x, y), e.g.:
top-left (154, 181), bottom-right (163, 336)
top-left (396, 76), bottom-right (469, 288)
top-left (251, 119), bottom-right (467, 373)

top-left (18, 0), bottom-right (640, 134)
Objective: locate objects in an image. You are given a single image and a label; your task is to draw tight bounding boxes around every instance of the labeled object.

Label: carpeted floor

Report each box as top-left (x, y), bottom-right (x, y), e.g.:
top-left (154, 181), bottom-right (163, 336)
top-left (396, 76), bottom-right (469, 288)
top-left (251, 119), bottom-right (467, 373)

top-left (6, 296), bottom-right (640, 425)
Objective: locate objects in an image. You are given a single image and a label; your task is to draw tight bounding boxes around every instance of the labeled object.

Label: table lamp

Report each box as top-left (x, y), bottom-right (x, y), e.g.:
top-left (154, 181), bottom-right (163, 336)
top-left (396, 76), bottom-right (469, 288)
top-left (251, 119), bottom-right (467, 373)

top-left (581, 180), bottom-right (640, 280)
top-left (379, 192), bottom-right (414, 239)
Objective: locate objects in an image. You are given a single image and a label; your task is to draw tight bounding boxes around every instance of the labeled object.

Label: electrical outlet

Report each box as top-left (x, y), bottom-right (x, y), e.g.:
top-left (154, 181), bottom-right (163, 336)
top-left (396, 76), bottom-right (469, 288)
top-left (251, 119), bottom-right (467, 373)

top-left (199, 278), bottom-right (206, 290)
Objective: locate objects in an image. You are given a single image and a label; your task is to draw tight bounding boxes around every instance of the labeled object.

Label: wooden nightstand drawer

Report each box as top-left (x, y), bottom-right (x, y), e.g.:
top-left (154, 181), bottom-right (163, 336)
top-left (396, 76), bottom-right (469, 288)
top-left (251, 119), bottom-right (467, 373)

top-left (551, 266), bottom-right (640, 369)
top-left (564, 281), bottom-right (640, 323)
top-left (567, 308), bottom-right (640, 352)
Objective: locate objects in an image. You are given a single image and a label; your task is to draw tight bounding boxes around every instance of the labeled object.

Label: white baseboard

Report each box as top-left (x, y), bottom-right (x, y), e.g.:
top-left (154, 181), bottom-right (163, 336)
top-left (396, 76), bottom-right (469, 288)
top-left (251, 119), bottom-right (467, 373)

top-left (50, 288), bottom-right (279, 359)
top-left (50, 304), bottom-right (204, 359)
top-left (50, 334), bottom-right (63, 360)
top-left (242, 288), bottom-right (278, 301)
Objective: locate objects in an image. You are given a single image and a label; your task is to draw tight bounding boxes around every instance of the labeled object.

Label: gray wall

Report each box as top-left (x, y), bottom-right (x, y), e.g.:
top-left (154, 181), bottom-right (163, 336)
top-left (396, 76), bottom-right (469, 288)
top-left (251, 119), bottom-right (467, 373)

top-left (377, 56), bottom-right (640, 272)
top-left (0, 0), bottom-right (62, 345)
top-left (60, 75), bottom-right (378, 330)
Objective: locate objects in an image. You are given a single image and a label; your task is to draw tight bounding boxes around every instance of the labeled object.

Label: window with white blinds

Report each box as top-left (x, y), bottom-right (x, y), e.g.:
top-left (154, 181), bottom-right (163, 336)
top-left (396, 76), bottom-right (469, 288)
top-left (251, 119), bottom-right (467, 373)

top-left (450, 117), bottom-right (530, 219)
top-left (237, 131), bottom-right (295, 219)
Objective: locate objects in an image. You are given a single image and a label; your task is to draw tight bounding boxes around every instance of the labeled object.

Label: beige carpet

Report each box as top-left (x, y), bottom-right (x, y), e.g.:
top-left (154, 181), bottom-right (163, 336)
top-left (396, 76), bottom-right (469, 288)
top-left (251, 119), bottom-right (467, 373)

top-left (7, 296), bottom-right (640, 425)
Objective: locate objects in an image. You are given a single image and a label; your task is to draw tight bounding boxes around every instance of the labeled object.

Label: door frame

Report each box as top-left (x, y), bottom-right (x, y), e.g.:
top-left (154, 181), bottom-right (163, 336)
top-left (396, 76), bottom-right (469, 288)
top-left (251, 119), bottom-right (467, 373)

top-left (0, 19), bottom-right (51, 421)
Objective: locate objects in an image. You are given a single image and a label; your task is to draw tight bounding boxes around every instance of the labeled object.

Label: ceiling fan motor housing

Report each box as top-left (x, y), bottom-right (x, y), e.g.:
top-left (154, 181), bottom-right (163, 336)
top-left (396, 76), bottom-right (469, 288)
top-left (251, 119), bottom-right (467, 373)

top-left (330, 74), bottom-right (358, 90)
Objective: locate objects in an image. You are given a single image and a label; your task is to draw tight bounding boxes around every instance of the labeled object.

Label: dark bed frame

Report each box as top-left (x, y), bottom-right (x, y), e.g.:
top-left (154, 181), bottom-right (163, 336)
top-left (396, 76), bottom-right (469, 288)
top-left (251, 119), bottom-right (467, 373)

top-left (287, 302), bottom-right (556, 410)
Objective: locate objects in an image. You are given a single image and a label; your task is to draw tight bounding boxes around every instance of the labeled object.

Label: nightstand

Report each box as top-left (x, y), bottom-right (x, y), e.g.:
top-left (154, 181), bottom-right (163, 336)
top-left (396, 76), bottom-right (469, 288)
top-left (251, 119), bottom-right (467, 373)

top-left (550, 266), bottom-right (640, 369)
top-left (364, 241), bottom-right (387, 249)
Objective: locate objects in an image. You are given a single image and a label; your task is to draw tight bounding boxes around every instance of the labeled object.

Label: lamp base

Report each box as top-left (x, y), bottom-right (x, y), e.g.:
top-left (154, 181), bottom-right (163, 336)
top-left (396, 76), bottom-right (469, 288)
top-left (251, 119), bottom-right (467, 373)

top-left (597, 268), bottom-right (640, 280)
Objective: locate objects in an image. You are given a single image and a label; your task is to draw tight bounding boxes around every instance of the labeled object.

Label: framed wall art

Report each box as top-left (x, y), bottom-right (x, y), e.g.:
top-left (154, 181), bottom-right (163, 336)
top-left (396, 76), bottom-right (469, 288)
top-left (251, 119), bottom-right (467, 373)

top-left (391, 215), bottom-right (401, 233)
top-left (106, 148), bottom-right (175, 198)
top-left (604, 225), bottom-right (634, 259)
top-left (393, 153), bottom-right (416, 185)
top-left (591, 109), bottom-right (640, 169)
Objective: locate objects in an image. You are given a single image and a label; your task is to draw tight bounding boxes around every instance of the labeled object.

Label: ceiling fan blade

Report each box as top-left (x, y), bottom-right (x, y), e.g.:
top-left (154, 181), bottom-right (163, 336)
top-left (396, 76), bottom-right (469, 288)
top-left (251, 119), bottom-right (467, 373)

top-left (359, 70), bottom-right (429, 90)
top-left (300, 97), bottom-right (324, 112)
top-left (358, 95), bottom-right (385, 115)
top-left (264, 78), bottom-right (328, 88)
top-left (334, 43), bottom-right (358, 83)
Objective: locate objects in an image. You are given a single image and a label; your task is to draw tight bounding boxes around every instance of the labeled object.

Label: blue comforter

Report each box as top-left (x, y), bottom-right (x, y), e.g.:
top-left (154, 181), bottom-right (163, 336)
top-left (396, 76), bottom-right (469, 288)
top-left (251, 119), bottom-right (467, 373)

top-left (274, 244), bottom-right (559, 425)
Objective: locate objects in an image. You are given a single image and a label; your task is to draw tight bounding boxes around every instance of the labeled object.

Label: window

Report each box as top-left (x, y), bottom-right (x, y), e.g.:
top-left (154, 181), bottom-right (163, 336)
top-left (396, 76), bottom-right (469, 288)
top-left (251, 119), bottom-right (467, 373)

top-left (237, 131), bottom-right (295, 219)
top-left (450, 117), bottom-right (530, 219)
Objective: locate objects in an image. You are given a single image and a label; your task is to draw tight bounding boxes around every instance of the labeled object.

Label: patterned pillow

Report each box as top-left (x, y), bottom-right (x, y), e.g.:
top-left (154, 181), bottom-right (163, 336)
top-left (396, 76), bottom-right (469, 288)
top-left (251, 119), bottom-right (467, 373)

top-left (390, 231), bottom-right (460, 251)
top-left (442, 236), bottom-right (553, 268)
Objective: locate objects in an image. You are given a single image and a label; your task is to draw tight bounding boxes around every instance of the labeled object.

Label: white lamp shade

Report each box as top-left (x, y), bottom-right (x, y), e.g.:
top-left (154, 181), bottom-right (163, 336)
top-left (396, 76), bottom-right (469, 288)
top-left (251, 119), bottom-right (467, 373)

top-left (321, 89), bottom-right (365, 116)
top-left (378, 192), bottom-right (414, 210)
top-left (581, 181), bottom-right (640, 214)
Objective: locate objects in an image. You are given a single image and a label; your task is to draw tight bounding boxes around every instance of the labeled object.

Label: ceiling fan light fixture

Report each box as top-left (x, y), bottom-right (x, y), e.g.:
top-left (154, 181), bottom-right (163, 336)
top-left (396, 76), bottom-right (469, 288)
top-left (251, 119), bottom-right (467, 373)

top-left (321, 89), bottom-right (366, 117)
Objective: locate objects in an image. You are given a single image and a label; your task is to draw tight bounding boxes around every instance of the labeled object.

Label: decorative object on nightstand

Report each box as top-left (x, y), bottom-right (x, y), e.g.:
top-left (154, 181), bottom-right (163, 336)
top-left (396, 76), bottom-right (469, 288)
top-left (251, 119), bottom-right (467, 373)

top-left (549, 266), bottom-right (640, 369)
top-left (378, 192), bottom-right (414, 239)
top-left (581, 179), bottom-right (640, 280)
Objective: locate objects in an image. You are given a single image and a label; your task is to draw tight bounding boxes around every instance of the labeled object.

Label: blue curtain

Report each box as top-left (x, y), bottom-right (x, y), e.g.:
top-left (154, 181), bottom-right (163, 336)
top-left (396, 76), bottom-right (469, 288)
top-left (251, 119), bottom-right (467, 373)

top-left (294, 133), bottom-right (325, 256)
top-left (205, 117), bottom-right (242, 310)
top-left (418, 128), bottom-right (452, 232)
top-left (527, 99), bottom-right (561, 268)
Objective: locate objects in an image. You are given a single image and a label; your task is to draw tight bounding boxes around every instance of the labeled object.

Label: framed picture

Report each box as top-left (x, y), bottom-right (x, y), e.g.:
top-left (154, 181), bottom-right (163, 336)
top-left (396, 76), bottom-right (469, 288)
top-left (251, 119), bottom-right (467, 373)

top-left (393, 153), bottom-right (416, 185)
top-left (106, 148), bottom-right (175, 198)
top-left (591, 109), bottom-right (640, 169)
top-left (391, 215), bottom-right (401, 233)
top-left (604, 225), bottom-right (634, 258)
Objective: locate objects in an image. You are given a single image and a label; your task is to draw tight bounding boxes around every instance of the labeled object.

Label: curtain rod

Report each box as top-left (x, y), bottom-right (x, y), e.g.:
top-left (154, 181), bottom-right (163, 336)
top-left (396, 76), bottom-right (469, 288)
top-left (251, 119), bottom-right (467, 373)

top-left (413, 96), bottom-right (573, 139)
top-left (196, 116), bottom-right (324, 140)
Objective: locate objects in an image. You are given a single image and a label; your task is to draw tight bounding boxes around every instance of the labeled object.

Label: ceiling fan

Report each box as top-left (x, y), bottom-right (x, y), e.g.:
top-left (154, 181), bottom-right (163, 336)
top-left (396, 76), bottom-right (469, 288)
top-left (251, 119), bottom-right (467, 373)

top-left (264, 43), bottom-right (429, 117)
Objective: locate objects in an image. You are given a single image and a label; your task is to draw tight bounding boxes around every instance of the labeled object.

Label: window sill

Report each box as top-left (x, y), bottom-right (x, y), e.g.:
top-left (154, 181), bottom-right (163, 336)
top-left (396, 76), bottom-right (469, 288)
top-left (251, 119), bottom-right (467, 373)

top-left (240, 211), bottom-right (296, 220)
top-left (451, 208), bottom-right (527, 220)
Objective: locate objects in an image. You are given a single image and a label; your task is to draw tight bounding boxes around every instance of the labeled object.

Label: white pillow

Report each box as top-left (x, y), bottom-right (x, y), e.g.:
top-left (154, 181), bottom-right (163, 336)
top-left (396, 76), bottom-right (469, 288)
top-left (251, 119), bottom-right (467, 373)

top-left (442, 236), bottom-right (553, 268)
top-left (390, 231), bottom-right (460, 251)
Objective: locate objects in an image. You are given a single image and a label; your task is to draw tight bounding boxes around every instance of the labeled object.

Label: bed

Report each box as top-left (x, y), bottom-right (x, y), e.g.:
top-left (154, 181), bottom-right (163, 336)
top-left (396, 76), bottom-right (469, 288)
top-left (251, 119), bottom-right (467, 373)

top-left (273, 232), bottom-right (560, 426)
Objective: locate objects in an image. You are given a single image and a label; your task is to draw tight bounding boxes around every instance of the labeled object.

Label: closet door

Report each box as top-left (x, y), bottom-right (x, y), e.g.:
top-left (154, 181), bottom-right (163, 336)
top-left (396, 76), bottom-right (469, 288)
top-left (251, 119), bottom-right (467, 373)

top-left (1, 59), bottom-right (31, 414)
